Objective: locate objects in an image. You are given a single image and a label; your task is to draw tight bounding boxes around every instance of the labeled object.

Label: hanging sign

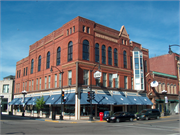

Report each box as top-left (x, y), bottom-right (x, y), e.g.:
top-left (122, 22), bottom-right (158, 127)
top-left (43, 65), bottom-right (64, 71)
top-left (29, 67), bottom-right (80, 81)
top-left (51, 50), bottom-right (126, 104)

top-left (94, 71), bottom-right (102, 79)
top-left (113, 74), bottom-right (118, 79)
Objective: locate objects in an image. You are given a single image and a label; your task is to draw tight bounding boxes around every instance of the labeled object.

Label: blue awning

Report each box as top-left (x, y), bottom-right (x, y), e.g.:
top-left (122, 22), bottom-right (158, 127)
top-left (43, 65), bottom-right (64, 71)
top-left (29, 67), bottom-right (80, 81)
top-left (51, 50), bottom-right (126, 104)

top-left (80, 93), bottom-right (99, 104)
top-left (138, 96), bottom-right (153, 105)
top-left (96, 94), bottom-right (116, 105)
top-left (9, 98), bottom-right (19, 105)
top-left (45, 94), bottom-right (61, 105)
top-left (14, 98), bottom-right (23, 105)
top-left (27, 96), bottom-right (40, 105)
top-left (42, 95), bottom-right (50, 102)
top-left (55, 93), bottom-right (76, 104)
top-left (127, 96), bottom-right (143, 105)
top-left (113, 95), bottom-right (131, 105)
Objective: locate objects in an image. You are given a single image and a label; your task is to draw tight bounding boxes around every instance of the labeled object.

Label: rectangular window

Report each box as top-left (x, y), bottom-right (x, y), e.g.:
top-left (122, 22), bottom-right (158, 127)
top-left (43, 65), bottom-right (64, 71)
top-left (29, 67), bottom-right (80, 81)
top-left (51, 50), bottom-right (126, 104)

top-left (87, 27), bottom-right (90, 34)
top-left (32, 80), bottom-right (34, 91)
top-left (17, 71), bottom-right (18, 78)
top-left (73, 26), bottom-right (75, 33)
top-left (3, 84), bottom-right (9, 93)
top-left (83, 70), bottom-right (89, 85)
top-left (130, 56), bottom-right (132, 70)
top-left (19, 70), bottom-right (21, 78)
top-left (70, 28), bottom-right (72, 34)
top-left (124, 76), bottom-right (127, 89)
top-left (68, 70), bottom-right (72, 86)
top-left (59, 73), bottom-right (62, 88)
top-left (55, 74), bottom-right (57, 88)
top-left (109, 74), bottom-right (113, 87)
top-left (115, 75), bottom-right (119, 88)
top-left (29, 81), bottom-right (31, 91)
top-left (45, 76), bottom-right (47, 89)
top-left (25, 82), bottom-right (27, 91)
top-left (96, 78), bottom-right (100, 86)
top-left (23, 68), bottom-right (25, 76)
top-left (48, 75), bottom-right (51, 88)
top-left (26, 67), bottom-right (28, 76)
top-left (39, 78), bottom-right (41, 90)
top-left (131, 77), bottom-right (133, 89)
top-left (67, 29), bottom-right (69, 36)
top-left (83, 25), bottom-right (86, 32)
top-left (36, 78), bottom-right (38, 90)
top-left (103, 73), bottom-right (107, 87)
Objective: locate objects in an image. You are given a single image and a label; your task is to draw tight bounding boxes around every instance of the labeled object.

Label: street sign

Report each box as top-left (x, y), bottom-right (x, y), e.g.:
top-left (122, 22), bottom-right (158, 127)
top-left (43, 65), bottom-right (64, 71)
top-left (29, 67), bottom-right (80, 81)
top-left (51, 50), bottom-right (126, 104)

top-left (150, 81), bottom-right (158, 87)
top-left (113, 74), bottom-right (117, 78)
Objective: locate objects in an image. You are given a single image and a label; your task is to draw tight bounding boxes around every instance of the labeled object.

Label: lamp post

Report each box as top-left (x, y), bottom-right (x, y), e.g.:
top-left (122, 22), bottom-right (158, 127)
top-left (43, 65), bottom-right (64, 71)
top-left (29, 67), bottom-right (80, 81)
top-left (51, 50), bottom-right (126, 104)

top-left (168, 44), bottom-right (180, 55)
top-left (0, 95), bottom-right (4, 116)
top-left (50, 66), bottom-right (64, 120)
top-left (162, 90), bottom-right (167, 116)
top-left (22, 90), bottom-right (27, 117)
top-left (89, 63), bottom-right (101, 121)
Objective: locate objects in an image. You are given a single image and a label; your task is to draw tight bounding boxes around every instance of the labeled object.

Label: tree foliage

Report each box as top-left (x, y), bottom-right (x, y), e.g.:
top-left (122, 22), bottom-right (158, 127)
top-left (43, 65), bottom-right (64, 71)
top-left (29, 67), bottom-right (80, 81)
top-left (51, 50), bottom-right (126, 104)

top-left (35, 96), bottom-right (45, 111)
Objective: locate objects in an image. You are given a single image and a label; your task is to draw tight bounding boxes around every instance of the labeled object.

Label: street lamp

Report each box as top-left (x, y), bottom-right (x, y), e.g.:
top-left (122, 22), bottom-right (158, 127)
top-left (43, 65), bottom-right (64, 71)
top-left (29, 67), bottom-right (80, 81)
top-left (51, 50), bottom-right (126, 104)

top-left (0, 94), bottom-right (4, 116)
top-left (162, 90), bottom-right (167, 116)
top-left (22, 90), bottom-right (27, 117)
top-left (50, 66), bottom-right (64, 120)
top-left (89, 63), bottom-right (101, 121)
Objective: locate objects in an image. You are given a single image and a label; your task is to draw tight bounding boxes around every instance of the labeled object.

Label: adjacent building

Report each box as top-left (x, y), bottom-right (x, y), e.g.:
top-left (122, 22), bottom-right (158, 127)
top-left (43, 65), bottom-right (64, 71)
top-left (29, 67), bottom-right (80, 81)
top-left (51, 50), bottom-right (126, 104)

top-left (12, 16), bottom-right (153, 120)
top-left (148, 54), bottom-right (179, 115)
top-left (0, 75), bottom-right (15, 114)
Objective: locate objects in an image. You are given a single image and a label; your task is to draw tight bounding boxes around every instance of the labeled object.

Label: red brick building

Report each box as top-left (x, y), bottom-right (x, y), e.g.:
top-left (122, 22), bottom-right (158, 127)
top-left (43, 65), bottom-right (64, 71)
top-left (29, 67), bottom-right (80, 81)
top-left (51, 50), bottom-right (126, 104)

top-left (148, 54), bottom-right (179, 115)
top-left (13, 16), bottom-right (152, 120)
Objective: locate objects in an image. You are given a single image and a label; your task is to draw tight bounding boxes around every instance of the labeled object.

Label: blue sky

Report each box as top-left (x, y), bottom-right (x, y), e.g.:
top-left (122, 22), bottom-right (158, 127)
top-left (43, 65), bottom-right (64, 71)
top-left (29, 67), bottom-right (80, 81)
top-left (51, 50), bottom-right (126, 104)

top-left (0, 1), bottom-right (179, 80)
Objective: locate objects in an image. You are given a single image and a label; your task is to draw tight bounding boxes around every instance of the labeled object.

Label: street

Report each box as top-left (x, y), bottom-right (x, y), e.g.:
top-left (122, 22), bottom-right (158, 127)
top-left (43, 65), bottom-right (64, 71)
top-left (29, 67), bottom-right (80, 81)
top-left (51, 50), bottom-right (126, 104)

top-left (1, 114), bottom-right (180, 135)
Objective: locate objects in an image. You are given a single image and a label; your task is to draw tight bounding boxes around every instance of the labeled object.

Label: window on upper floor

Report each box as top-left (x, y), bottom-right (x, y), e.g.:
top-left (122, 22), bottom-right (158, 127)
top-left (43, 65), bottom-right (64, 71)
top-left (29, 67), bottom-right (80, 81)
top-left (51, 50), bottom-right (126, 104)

top-left (3, 84), bottom-right (9, 93)
top-left (26, 67), bottom-right (28, 76)
top-left (70, 28), bottom-right (72, 34)
top-left (38, 55), bottom-right (41, 72)
top-left (123, 51), bottom-right (127, 68)
top-left (83, 70), bottom-right (89, 85)
top-left (95, 43), bottom-right (99, 63)
top-left (115, 75), bottom-right (119, 88)
top-left (102, 45), bottom-right (106, 64)
top-left (31, 59), bottom-right (34, 74)
top-left (68, 41), bottom-right (73, 62)
top-left (124, 76), bottom-right (128, 89)
top-left (68, 70), bottom-right (72, 86)
top-left (23, 68), bottom-right (25, 76)
top-left (174, 85), bottom-right (177, 94)
top-left (87, 27), bottom-right (90, 34)
top-left (73, 26), bottom-right (75, 33)
top-left (67, 29), bottom-right (69, 36)
top-left (108, 47), bottom-right (112, 66)
top-left (83, 40), bottom-right (89, 60)
top-left (46, 52), bottom-right (50, 69)
top-left (130, 56), bottom-right (132, 70)
top-left (83, 26), bottom-right (86, 32)
top-left (57, 47), bottom-right (61, 66)
top-left (103, 73), bottom-right (107, 87)
top-left (109, 73), bottom-right (113, 87)
top-left (114, 48), bottom-right (118, 67)
top-left (144, 60), bottom-right (147, 73)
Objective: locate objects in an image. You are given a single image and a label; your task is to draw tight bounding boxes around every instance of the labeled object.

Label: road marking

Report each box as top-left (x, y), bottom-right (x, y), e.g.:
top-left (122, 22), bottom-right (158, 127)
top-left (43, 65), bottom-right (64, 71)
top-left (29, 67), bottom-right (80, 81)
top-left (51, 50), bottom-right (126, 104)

top-left (45, 120), bottom-right (59, 123)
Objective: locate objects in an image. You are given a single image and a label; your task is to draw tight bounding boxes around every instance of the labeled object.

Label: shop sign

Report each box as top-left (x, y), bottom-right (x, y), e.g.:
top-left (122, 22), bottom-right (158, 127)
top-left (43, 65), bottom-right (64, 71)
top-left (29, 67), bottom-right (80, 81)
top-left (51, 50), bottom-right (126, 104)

top-left (94, 71), bottom-right (102, 78)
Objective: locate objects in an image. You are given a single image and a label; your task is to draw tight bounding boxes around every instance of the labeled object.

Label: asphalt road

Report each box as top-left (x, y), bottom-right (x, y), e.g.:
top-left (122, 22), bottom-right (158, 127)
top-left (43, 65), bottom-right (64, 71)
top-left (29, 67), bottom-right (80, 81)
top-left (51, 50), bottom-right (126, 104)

top-left (1, 114), bottom-right (180, 135)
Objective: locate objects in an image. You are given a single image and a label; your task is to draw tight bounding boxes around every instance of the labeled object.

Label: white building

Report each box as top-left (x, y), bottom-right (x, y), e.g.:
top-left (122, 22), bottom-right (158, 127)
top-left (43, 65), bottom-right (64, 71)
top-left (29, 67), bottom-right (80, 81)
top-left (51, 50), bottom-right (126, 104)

top-left (0, 75), bottom-right (15, 114)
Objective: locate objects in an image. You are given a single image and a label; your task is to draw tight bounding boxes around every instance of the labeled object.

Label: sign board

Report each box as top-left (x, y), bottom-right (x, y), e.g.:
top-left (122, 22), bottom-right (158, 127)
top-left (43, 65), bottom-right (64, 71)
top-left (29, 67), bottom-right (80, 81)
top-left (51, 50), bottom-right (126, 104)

top-left (94, 71), bottom-right (102, 79)
top-left (113, 74), bottom-right (118, 79)
top-left (150, 81), bottom-right (158, 87)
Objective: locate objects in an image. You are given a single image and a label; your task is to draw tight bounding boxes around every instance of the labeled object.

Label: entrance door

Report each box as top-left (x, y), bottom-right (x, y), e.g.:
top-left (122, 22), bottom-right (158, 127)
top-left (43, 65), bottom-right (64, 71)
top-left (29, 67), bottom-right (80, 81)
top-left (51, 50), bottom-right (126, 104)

top-left (114, 106), bottom-right (123, 112)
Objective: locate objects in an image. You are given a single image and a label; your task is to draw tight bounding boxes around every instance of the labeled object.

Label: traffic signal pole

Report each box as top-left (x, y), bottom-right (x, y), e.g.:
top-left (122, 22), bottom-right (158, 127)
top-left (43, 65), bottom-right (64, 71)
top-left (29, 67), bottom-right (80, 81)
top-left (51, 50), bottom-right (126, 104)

top-left (89, 69), bottom-right (93, 121)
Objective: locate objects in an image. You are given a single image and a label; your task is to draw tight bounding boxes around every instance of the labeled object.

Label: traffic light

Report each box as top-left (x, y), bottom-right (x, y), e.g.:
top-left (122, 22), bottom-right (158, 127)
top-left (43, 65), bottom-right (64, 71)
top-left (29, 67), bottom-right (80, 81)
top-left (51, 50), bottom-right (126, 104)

top-left (62, 91), bottom-right (64, 100)
top-left (92, 91), bottom-right (95, 99)
top-left (87, 91), bottom-right (91, 102)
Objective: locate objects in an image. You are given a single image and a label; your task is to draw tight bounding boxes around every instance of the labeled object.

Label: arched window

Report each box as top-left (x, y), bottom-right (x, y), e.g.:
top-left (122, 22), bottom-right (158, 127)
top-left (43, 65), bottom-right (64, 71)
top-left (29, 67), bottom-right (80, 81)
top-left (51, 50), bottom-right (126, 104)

top-left (102, 45), bottom-right (106, 64)
top-left (170, 84), bottom-right (173, 94)
top-left (167, 83), bottom-right (170, 93)
top-left (95, 43), bottom-right (99, 63)
top-left (123, 50), bottom-right (127, 68)
top-left (68, 41), bottom-right (73, 62)
top-left (83, 40), bottom-right (89, 60)
top-left (31, 59), bottom-right (34, 74)
top-left (46, 51), bottom-right (50, 69)
top-left (57, 47), bottom-right (61, 66)
top-left (108, 47), bottom-right (112, 65)
top-left (114, 48), bottom-right (118, 66)
top-left (158, 82), bottom-right (161, 93)
top-left (38, 56), bottom-right (41, 72)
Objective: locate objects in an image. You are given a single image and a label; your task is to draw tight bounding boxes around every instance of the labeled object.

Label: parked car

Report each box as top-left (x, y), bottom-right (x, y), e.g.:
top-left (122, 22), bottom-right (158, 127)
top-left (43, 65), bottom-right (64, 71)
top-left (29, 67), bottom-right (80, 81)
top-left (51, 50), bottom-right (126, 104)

top-left (136, 109), bottom-right (161, 120)
top-left (106, 112), bottom-right (135, 123)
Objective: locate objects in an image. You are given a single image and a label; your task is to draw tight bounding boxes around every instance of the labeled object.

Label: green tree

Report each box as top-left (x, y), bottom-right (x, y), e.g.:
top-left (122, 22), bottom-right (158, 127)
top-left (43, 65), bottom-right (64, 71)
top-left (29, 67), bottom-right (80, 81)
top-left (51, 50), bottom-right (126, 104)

top-left (35, 96), bottom-right (45, 117)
